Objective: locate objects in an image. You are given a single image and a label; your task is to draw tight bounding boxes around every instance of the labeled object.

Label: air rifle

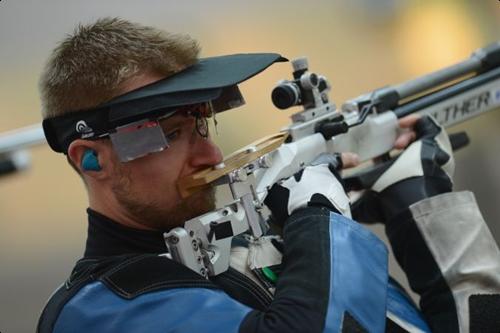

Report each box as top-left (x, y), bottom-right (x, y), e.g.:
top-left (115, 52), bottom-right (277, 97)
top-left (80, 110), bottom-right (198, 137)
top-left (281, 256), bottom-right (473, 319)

top-left (0, 124), bottom-right (44, 177)
top-left (167, 42), bottom-right (500, 277)
top-left (1, 43), bottom-right (499, 277)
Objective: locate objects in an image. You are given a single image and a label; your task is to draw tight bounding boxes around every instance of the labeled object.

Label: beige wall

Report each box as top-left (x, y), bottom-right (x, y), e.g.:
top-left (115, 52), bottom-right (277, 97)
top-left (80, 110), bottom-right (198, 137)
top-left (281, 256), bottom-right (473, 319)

top-left (0, 0), bottom-right (499, 331)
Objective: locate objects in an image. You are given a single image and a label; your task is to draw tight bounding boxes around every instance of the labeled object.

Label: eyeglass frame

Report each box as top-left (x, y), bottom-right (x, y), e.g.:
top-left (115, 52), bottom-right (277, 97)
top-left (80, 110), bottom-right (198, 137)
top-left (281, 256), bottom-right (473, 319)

top-left (159, 102), bottom-right (213, 140)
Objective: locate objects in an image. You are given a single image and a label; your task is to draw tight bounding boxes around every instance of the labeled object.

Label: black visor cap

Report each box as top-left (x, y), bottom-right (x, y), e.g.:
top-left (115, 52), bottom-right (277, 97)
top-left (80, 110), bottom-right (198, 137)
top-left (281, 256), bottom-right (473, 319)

top-left (43, 53), bottom-right (287, 153)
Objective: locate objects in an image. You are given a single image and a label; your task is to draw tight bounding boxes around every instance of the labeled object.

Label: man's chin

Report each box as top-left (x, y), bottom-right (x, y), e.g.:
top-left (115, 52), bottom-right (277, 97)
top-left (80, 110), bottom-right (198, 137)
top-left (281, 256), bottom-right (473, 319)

top-left (117, 186), bottom-right (217, 231)
top-left (154, 186), bottom-right (217, 230)
top-left (180, 187), bottom-right (217, 221)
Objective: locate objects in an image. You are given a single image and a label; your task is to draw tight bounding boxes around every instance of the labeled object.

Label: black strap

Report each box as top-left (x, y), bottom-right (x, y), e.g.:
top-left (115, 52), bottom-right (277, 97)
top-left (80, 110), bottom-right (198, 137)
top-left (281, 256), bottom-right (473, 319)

top-left (37, 255), bottom-right (126, 333)
top-left (99, 254), bottom-right (216, 299)
top-left (37, 254), bottom-right (212, 333)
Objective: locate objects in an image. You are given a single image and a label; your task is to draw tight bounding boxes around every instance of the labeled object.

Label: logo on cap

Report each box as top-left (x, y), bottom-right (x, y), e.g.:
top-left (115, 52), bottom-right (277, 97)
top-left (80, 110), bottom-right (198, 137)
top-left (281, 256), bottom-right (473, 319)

top-left (76, 120), bottom-right (94, 138)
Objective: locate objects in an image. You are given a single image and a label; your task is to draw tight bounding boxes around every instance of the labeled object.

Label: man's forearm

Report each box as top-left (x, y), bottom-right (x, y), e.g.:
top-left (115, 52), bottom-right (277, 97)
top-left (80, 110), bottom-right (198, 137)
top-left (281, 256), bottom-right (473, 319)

top-left (386, 191), bottom-right (500, 332)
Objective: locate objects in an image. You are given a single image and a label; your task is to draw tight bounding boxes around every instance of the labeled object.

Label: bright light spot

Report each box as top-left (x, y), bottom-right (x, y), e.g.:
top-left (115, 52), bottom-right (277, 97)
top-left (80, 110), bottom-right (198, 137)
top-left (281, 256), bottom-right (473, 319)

top-left (394, 3), bottom-right (482, 76)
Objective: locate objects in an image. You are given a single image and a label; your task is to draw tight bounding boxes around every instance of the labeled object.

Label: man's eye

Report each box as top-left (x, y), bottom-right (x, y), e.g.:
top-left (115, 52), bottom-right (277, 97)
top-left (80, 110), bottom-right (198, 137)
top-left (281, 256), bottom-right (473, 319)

top-left (165, 129), bottom-right (180, 141)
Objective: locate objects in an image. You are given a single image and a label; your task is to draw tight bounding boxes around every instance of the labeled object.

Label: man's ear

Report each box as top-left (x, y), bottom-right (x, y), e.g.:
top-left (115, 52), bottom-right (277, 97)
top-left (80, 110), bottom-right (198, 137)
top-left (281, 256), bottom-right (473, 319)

top-left (67, 140), bottom-right (111, 180)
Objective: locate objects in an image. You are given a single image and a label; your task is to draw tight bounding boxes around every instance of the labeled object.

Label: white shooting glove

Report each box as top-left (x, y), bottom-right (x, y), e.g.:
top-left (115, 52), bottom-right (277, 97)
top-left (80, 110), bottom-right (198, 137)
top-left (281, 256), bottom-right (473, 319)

top-left (264, 153), bottom-right (351, 226)
top-left (352, 115), bottom-right (454, 223)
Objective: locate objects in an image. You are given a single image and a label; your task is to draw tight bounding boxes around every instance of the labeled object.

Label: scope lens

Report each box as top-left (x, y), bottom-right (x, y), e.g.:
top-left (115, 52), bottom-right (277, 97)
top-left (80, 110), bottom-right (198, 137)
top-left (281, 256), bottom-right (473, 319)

top-left (271, 84), bottom-right (299, 109)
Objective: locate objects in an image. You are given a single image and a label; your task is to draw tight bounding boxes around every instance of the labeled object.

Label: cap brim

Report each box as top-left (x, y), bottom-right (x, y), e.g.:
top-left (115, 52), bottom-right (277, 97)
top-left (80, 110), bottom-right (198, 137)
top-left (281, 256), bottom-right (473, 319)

top-left (106, 53), bottom-right (287, 121)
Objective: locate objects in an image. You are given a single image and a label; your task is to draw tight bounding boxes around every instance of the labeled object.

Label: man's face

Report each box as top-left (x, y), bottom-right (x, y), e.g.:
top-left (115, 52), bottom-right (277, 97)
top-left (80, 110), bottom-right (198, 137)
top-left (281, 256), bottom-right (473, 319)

top-left (104, 73), bottom-right (224, 230)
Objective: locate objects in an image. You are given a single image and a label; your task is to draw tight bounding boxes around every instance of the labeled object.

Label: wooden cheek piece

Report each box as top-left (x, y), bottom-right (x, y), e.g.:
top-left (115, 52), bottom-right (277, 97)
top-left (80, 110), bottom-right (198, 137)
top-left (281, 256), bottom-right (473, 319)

top-left (177, 132), bottom-right (288, 199)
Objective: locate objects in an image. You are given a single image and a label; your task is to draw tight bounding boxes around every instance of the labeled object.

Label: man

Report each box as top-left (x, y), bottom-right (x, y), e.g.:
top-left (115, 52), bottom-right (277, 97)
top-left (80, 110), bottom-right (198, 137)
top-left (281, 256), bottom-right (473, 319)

top-left (38, 18), bottom-right (500, 332)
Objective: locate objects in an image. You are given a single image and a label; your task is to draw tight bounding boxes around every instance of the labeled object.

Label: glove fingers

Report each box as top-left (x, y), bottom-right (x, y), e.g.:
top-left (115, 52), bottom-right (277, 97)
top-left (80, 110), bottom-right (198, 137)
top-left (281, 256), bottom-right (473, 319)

top-left (286, 165), bottom-right (348, 215)
top-left (415, 116), bottom-right (442, 140)
top-left (418, 116), bottom-right (455, 179)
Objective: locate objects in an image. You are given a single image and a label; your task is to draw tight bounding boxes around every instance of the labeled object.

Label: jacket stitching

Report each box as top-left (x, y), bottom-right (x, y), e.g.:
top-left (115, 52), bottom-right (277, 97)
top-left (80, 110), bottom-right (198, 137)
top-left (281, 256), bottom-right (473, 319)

top-left (219, 271), bottom-right (272, 308)
top-left (101, 276), bottom-right (216, 299)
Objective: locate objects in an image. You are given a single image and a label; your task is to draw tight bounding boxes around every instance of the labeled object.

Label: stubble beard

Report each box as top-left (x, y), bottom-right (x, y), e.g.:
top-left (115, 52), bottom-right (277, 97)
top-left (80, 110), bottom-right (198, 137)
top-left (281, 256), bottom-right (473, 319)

top-left (112, 172), bottom-right (217, 231)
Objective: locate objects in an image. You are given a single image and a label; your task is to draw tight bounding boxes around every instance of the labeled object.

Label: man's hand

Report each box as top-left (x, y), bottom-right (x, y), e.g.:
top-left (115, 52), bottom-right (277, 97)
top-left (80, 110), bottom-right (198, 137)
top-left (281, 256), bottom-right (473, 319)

top-left (394, 114), bottom-right (420, 150)
top-left (264, 153), bottom-right (352, 226)
top-left (352, 115), bottom-right (454, 224)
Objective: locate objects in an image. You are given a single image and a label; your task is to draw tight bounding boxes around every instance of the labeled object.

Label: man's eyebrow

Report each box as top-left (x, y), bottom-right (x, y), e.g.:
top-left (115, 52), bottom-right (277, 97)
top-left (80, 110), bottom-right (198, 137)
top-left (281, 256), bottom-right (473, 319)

top-left (159, 115), bottom-right (190, 130)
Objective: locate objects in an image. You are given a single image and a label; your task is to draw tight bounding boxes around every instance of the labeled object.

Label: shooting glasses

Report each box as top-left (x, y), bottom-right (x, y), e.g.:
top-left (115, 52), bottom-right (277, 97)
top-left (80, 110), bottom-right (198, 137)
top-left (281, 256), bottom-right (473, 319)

top-left (42, 53), bottom-right (286, 162)
top-left (108, 103), bottom-right (213, 162)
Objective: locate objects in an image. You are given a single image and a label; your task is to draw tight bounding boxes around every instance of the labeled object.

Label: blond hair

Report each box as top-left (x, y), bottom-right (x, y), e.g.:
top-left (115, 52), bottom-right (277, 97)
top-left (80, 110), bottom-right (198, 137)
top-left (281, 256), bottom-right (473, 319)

top-left (39, 17), bottom-right (200, 119)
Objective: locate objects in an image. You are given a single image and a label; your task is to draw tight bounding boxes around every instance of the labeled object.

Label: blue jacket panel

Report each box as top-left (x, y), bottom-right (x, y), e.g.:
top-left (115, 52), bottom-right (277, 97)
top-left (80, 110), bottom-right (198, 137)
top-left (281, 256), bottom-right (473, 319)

top-left (325, 213), bottom-right (388, 332)
top-left (42, 207), bottom-right (430, 333)
top-left (387, 279), bottom-right (431, 332)
top-left (54, 281), bottom-right (252, 333)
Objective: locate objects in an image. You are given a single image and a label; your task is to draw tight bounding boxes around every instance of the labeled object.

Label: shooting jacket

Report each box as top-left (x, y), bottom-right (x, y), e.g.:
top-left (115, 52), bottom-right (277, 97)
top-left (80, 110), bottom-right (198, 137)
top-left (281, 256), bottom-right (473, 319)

top-left (37, 191), bottom-right (500, 333)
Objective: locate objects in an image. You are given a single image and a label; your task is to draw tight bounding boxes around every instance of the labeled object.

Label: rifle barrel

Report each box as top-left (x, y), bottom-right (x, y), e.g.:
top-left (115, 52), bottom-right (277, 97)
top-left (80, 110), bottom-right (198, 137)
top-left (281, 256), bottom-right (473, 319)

top-left (0, 124), bottom-right (45, 155)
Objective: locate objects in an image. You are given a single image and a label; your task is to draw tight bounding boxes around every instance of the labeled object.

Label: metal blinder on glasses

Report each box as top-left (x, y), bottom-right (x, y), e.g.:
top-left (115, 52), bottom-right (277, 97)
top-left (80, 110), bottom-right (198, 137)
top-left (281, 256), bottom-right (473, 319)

top-left (109, 103), bottom-right (213, 162)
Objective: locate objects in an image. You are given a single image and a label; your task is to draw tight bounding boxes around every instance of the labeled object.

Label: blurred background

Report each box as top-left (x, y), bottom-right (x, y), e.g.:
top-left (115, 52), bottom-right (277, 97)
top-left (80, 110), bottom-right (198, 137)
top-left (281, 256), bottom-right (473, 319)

top-left (0, 0), bottom-right (499, 331)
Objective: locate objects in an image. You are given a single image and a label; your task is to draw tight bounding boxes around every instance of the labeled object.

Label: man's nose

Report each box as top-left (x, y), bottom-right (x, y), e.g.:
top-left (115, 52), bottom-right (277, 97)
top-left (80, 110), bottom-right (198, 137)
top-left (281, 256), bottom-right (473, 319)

top-left (189, 137), bottom-right (224, 169)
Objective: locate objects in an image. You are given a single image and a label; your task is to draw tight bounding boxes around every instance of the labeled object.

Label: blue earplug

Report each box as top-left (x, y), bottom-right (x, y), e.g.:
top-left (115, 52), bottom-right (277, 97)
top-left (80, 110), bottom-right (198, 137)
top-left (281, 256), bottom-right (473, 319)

top-left (81, 149), bottom-right (101, 171)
